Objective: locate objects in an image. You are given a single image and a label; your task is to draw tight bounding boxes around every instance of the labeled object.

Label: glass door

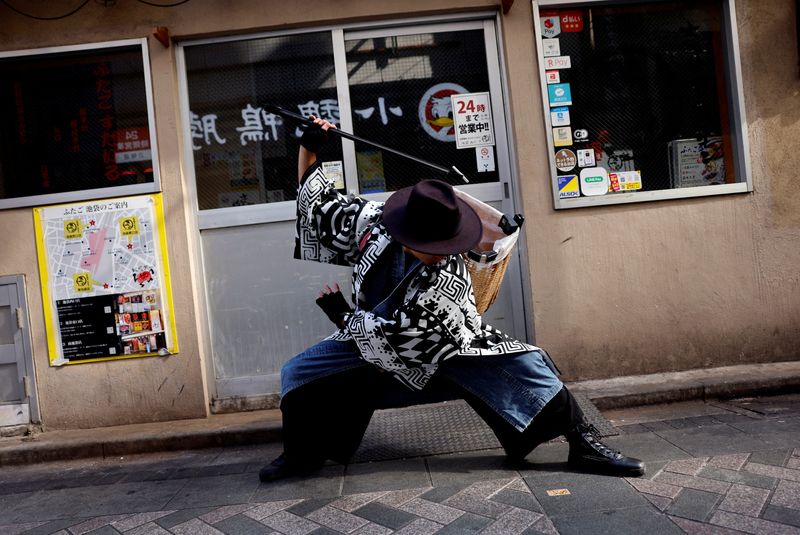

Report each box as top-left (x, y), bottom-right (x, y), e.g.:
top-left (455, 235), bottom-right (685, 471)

top-left (178, 16), bottom-right (528, 405)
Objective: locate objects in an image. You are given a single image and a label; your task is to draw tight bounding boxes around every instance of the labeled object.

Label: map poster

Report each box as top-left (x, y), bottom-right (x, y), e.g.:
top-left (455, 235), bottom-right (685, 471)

top-left (34, 194), bottom-right (179, 366)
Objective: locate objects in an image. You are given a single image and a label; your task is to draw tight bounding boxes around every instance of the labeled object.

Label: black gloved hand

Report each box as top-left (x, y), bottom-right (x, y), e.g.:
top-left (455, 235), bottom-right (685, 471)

top-left (316, 287), bottom-right (353, 329)
top-left (299, 124), bottom-right (328, 153)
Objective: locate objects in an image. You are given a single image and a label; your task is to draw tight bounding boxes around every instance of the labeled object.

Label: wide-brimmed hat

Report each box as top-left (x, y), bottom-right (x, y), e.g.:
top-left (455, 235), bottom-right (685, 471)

top-left (382, 179), bottom-right (482, 255)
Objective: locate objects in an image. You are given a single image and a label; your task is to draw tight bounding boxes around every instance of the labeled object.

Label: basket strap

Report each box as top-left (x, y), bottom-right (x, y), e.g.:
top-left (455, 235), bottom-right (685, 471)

top-left (499, 214), bottom-right (525, 235)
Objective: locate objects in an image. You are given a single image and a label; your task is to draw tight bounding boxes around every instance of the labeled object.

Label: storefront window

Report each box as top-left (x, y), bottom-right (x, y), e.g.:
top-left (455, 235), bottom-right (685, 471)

top-left (535, 0), bottom-right (750, 207)
top-left (0, 40), bottom-right (157, 209)
top-left (184, 32), bottom-right (341, 210)
top-left (345, 30), bottom-right (498, 193)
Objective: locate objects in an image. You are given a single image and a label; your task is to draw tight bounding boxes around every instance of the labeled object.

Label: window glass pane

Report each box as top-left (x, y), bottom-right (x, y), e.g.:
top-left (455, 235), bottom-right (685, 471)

top-left (0, 45), bottom-right (154, 202)
top-left (346, 29), bottom-right (498, 193)
top-left (0, 363), bottom-right (21, 402)
top-left (0, 304), bottom-right (13, 344)
top-left (540, 1), bottom-right (735, 198)
top-left (184, 33), bottom-right (341, 210)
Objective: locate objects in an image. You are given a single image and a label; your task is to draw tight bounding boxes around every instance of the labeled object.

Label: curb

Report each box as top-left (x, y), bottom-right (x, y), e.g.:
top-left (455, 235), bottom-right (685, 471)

top-left (0, 421), bottom-right (282, 467)
top-left (583, 377), bottom-right (800, 410)
top-left (569, 360), bottom-right (800, 410)
top-left (1, 361), bottom-right (798, 466)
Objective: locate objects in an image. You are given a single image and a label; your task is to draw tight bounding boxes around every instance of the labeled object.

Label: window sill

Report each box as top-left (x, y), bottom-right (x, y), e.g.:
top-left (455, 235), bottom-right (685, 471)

top-left (554, 182), bottom-right (750, 210)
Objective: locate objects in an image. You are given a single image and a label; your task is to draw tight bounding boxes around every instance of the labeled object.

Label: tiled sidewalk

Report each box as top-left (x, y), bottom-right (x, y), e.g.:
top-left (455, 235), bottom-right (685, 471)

top-left (0, 394), bottom-right (798, 535)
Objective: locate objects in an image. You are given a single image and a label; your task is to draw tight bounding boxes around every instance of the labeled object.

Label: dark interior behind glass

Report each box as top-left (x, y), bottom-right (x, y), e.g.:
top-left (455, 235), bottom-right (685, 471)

top-left (0, 46), bottom-right (153, 201)
top-left (545, 0), bottom-right (734, 192)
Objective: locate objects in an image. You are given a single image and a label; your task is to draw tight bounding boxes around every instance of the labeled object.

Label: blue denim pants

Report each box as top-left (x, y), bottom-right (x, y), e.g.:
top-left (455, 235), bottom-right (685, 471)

top-left (283, 244), bottom-right (563, 433)
top-left (282, 339), bottom-right (563, 432)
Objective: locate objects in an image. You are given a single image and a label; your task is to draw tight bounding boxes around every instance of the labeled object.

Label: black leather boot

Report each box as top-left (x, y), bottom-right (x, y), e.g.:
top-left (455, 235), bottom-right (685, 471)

top-left (259, 453), bottom-right (325, 483)
top-left (566, 423), bottom-right (645, 477)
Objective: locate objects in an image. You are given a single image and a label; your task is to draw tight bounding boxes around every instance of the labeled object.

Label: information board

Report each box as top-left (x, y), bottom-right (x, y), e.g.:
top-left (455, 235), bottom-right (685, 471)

top-left (668, 137), bottom-right (725, 188)
top-left (34, 194), bottom-right (178, 366)
top-left (450, 92), bottom-right (495, 149)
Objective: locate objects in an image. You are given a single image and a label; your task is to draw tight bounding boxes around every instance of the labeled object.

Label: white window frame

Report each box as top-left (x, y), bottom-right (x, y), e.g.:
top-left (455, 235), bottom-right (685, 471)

top-left (533, 0), bottom-right (752, 209)
top-left (176, 13), bottom-right (507, 230)
top-left (0, 38), bottom-right (161, 210)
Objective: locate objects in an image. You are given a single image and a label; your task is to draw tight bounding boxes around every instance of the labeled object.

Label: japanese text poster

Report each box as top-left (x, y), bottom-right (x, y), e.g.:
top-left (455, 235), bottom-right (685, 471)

top-left (34, 194), bottom-right (179, 366)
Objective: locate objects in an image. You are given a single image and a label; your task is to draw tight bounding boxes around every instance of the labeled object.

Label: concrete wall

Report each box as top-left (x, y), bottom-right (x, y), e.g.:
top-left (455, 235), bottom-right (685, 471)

top-left (0, 0), bottom-right (797, 428)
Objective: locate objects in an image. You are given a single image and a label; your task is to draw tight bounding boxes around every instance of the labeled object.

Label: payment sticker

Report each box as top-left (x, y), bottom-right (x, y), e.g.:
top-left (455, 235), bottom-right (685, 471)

top-left (553, 127), bottom-right (573, 147)
top-left (580, 167), bottom-right (609, 196)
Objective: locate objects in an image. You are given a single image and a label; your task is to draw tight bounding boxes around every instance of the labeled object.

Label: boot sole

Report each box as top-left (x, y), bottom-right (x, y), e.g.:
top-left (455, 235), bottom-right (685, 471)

top-left (568, 459), bottom-right (645, 478)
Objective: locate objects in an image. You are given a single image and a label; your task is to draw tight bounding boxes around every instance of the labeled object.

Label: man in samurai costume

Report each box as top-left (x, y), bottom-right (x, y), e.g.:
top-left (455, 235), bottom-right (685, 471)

top-left (260, 116), bottom-right (644, 482)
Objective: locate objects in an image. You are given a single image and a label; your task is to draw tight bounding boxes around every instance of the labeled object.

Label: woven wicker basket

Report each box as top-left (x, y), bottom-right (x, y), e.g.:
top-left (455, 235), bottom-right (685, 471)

top-left (465, 253), bottom-right (512, 314)
top-left (454, 190), bottom-right (522, 315)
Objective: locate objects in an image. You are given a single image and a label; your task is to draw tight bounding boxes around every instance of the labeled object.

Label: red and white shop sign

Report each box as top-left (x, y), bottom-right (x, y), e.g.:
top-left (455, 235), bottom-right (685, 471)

top-left (115, 127), bottom-right (151, 163)
top-left (560, 11), bottom-right (584, 32)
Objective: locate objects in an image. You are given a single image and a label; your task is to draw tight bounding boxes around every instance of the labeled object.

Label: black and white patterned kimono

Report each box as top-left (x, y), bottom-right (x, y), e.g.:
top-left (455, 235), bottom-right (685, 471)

top-left (286, 162), bottom-right (563, 432)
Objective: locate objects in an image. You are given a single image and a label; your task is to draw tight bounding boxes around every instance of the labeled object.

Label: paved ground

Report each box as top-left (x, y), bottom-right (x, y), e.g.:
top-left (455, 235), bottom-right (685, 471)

top-left (0, 394), bottom-right (798, 535)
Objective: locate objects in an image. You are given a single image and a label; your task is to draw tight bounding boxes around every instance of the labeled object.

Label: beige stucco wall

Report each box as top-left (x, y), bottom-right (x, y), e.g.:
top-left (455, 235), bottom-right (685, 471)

top-left (506, 0), bottom-right (800, 379)
top-left (0, 0), bottom-right (797, 428)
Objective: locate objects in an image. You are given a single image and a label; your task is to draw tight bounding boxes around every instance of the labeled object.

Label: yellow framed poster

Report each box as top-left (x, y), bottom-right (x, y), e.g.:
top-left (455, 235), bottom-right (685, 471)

top-left (33, 194), bottom-right (179, 366)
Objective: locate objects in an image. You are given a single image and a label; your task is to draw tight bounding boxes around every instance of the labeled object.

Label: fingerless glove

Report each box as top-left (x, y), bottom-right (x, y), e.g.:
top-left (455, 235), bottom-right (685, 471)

top-left (315, 290), bottom-right (353, 329)
top-left (299, 124), bottom-right (328, 153)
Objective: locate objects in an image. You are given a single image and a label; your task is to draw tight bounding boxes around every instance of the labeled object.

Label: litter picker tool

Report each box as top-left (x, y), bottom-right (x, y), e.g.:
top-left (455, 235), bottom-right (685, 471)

top-left (265, 104), bottom-right (469, 183)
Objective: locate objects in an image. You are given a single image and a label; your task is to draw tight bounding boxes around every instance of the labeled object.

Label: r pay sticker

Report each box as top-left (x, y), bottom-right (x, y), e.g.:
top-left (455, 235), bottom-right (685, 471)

top-left (543, 56), bottom-right (571, 70)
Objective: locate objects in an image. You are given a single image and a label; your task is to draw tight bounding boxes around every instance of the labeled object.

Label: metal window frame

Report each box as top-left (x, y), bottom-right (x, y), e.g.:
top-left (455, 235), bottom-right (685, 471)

top-left (532, 0), bottom-right (753, 209)
top-left (176, 13), bottom-right (506, 231)
top-left (0, 38), bottom-right (162, 210)
top-left (175, 14), bottom-right (532, 405)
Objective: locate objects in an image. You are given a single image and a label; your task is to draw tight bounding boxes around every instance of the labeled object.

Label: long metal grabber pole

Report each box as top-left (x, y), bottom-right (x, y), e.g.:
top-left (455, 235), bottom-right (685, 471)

top-left (265, 104), bottom-right (469, 183)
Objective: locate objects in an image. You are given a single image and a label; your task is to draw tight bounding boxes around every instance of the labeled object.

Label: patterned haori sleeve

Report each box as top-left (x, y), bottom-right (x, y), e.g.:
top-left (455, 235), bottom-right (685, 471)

top-left (294, 162), bottom-right (382, 266)
top-left (346, 256), bottom-right (478, 390)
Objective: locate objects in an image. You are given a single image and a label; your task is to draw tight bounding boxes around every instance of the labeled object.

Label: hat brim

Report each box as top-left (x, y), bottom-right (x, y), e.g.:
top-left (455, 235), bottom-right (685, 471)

top-left (382, 185), bottom-right (483, 255)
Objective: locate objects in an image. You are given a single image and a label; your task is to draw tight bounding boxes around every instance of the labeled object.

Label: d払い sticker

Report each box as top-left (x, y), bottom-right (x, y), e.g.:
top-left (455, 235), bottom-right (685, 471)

top-left (553, 127), bottom-right (573, 147)
top-left (560, 11), bottom-right (584, 32)
top-left (555, 149), bottom-right (577, 172)
top-left (546, 70), bottom-right (560, 84)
